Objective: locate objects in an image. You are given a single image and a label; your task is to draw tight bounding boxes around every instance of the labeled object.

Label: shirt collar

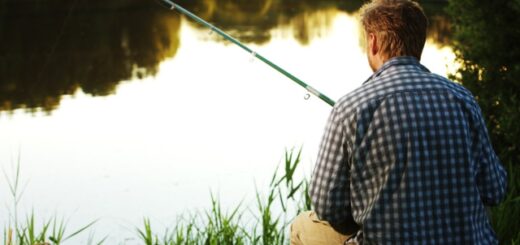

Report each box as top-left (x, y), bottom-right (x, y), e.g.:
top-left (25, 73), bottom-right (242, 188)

top-left (363, 56), bottom-right (430, 84)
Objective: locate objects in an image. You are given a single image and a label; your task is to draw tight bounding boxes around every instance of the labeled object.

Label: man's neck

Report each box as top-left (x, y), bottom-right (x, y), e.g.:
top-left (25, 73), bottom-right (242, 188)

top-left (370, 55), bottom-right (386, 72)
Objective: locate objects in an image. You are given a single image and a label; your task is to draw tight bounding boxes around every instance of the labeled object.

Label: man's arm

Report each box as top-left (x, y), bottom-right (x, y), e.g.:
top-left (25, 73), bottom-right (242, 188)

top-left (309, 107), bottom-right (352, 223)
top-left (475, 111), bottom-right (508, 206)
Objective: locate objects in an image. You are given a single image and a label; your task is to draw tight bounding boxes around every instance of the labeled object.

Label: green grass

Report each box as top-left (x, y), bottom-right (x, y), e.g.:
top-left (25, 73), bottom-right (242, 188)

top-left (136, 148), bottom-right (309, 245)
top-left (3, 149), bottom-right (519, 244)
top-left (2, 157), bottom-right (102, 245)
top-left (490, 162), bottom-right (520, 244)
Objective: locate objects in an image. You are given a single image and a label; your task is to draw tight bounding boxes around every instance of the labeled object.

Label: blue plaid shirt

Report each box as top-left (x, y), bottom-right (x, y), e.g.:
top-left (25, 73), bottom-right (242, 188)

top-left (310, 56), bottom-right (507, 244)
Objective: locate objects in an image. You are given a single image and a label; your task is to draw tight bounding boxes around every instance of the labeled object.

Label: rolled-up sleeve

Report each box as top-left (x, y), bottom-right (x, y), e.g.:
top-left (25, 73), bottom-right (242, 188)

top-left (309, 107), bottom-right (352, 223)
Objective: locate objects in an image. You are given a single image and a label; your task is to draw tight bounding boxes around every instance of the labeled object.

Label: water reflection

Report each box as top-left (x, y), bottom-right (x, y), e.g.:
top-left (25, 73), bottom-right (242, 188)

top-left (0, 0), bottom-right (180, 112)
top-left (173, 0), bottom-right (360, 45)
top-left (0, 0), bottom-right (451, 113)
top-left (174, 0), bottom-right (450, 45)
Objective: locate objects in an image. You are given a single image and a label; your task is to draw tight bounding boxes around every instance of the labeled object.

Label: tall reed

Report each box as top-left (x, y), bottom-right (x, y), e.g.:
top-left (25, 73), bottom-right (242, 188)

top-left (490, 162), bottom-right (520, 244)
top-left (2, 159), bottom-right (100, 245)
top-left (137, 148), bottom-right (309, 245)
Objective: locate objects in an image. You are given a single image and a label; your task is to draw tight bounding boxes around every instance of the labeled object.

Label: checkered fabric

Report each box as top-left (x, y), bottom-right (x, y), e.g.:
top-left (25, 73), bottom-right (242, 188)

top-left (310, 56), bottom-right (507, 244)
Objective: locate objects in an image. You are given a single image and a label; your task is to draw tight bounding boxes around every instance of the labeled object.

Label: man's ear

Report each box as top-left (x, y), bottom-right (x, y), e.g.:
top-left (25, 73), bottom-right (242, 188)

top-left (368, 33), bottom-right (378, 56)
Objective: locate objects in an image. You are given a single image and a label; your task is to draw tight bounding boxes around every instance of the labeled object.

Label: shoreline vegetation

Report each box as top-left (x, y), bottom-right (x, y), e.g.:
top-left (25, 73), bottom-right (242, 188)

top-left (2, 149), bottom-right (519, 244)
top-left (2, 149), bottom-right (311, 244)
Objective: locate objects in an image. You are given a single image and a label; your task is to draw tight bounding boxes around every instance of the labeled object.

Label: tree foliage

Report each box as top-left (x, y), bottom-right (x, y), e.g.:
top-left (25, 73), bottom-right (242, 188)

top-left (447, 0), bottom-right (520, 166)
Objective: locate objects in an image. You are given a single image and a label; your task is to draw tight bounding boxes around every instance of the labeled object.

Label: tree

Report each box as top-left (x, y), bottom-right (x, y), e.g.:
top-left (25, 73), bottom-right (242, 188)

top-left (448, 0), bottom-right (520, 166)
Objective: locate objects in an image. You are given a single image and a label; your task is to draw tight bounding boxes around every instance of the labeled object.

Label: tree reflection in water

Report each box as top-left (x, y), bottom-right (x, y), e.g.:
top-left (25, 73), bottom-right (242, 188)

top-left (0, 0), bottom-right (180, 112)
top-left (0, 0), bottom-right (450, 113)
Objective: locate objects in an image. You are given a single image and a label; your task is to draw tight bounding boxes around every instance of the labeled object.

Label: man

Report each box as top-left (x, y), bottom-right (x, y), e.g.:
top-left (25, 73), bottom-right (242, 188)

top-left (290, 0), bottom-right (507, 244)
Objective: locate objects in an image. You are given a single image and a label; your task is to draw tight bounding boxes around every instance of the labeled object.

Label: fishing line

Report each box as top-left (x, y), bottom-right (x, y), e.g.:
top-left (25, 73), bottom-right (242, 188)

top-left (158, 0), bottom-right (336, 107)
top-left (36, 0), bottom-right (81, 84)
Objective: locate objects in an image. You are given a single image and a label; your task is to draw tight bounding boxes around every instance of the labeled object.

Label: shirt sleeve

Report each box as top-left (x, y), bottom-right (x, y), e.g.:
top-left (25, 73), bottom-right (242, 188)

top-left (309, 106), bottom-right (352, 223)
top-left (475, 110), bottom-right (508, 206)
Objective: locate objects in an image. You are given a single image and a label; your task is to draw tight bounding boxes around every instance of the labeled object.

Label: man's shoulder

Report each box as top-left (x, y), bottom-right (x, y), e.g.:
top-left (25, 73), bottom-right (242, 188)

top-left (334, 66), bottom-right (478, 119)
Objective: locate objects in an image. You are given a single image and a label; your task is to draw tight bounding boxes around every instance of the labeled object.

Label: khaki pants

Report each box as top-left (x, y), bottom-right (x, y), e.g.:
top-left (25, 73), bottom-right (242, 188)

top-left (290, 211), bottom-right (359, 245)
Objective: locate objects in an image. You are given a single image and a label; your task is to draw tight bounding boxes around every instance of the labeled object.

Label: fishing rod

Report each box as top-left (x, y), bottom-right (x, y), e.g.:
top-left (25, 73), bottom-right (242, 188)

top-left (160, 0), bottom-right (336, 107)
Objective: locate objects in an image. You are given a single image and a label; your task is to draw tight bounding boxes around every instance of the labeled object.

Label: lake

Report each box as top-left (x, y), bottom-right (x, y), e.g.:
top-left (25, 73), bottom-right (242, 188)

top-left (0, 0), bottom-right (454, 243)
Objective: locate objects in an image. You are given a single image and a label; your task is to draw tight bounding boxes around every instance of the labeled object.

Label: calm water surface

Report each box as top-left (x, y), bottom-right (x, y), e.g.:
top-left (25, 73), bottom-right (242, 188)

top-left (0, 0), bottom-right (454, 243)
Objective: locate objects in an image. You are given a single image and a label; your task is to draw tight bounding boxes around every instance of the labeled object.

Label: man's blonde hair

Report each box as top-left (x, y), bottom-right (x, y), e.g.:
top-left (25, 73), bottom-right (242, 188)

top-left (360, 0), bottom-right (428, 60)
